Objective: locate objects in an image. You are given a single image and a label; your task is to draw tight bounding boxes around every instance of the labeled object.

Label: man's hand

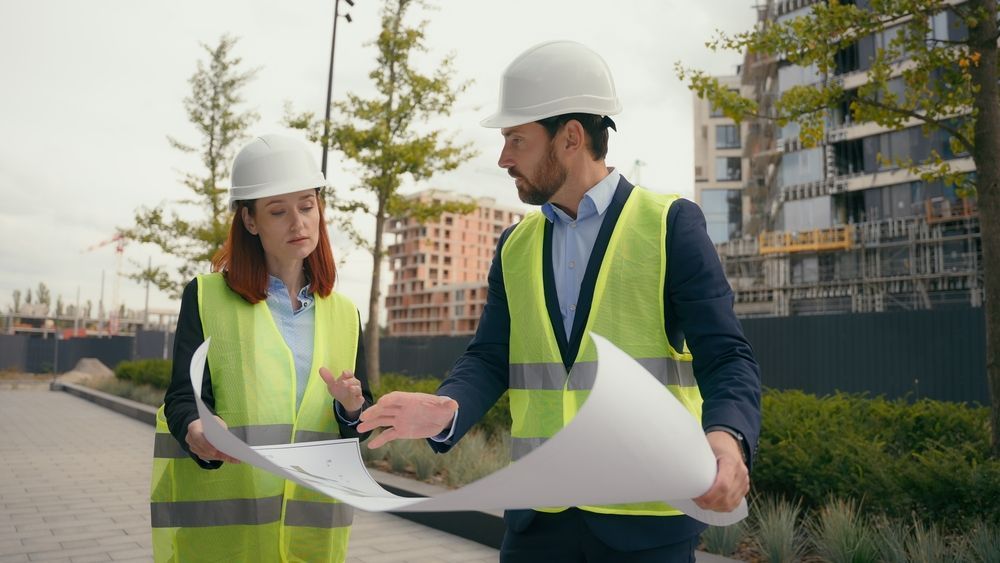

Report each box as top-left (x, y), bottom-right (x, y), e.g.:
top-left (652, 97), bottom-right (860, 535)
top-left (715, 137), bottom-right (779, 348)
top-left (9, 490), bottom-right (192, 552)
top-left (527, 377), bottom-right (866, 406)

top-left (357, 392), bottom-right (458, 449)
top-left (693, 431), bottom-right (749, 512)
top-left (186, 416), bottom-right (241, 464)
top-left (320, 368), bottom-right (364, 418)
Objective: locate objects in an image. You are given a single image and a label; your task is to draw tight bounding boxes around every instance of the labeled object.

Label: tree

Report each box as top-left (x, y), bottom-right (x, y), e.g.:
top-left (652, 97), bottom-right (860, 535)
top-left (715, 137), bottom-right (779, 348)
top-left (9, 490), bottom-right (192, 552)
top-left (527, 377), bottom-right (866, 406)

top-left (120, 35), bottom-right (259, 298)
top-left (36, 283), bottom-right (50, 307)
top-left (287, 0), bottom-right (476, 387)
top-left (677, 0), bottom-right (1000, 455)
top-left (55, 295), bottom-right (64, 318)
top-left (11, 290), bottom-right (20, 314)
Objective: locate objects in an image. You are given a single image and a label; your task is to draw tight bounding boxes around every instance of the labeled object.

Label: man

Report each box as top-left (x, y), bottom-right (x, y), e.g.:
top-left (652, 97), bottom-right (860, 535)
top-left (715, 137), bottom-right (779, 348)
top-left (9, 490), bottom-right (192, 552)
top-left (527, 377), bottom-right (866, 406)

top-left (359, 40), bottom-right (761, 562)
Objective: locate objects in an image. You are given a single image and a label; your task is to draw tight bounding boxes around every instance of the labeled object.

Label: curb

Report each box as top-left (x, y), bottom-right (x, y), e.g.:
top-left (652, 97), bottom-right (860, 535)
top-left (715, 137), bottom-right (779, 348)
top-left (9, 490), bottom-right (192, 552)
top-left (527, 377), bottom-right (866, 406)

top-left (49, 383), bottom-right (739, 561)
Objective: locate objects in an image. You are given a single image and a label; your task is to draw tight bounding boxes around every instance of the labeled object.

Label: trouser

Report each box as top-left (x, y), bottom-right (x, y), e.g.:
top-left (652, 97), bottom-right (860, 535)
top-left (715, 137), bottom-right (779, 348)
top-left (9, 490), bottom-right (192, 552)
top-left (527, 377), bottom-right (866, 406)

top-left (500, 508), bottom-right (698, 563)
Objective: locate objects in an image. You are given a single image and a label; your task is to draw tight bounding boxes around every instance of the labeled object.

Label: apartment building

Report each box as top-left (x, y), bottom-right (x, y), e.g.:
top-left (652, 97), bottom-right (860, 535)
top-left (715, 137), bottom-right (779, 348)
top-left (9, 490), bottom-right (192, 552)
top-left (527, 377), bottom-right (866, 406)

top-left (384, 189), bottom-right (524, 336)
top-left (711, 0), bottom-right (982, 316)
top-left (693, 74), bottom-right (750, 243)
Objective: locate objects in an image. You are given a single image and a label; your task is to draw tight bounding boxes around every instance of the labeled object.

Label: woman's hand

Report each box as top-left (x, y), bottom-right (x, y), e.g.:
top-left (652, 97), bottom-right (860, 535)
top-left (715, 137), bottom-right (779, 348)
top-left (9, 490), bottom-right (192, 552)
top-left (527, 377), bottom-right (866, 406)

top-left (320, 368), bottom-right (364, 418)
top-left (186, 416), bottom-right (241, 464)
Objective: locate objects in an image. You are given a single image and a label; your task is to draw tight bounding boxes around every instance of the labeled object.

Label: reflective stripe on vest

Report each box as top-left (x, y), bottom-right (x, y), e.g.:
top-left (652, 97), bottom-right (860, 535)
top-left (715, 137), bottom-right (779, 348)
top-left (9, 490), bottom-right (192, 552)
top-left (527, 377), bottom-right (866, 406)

top-left (501, 187), bottom-right (703, 518)
top-left (150, 273), bottom-right (358, 563)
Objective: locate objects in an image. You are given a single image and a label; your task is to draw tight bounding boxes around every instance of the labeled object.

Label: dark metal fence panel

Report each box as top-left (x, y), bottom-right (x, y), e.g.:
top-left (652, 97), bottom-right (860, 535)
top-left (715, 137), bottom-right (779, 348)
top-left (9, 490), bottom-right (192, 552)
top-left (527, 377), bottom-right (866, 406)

top-left (379, 335), bottom-right (473, 379)
top-left (25, 336), bottom-right (134, 374)
top-left (135, 330), bottom-right (174, 360)
top-left (739, 308), bottom-right (988, 404)
top-left (0, 334), bottom-right (29, 371)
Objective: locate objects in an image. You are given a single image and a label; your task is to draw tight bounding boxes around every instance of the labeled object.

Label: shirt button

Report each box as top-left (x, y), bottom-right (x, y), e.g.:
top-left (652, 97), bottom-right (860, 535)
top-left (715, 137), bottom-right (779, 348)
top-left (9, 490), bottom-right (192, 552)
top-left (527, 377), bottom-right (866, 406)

top-left (569, 304), bottom-right (576, 312)
top-left (568, 261), bottom-right (575, 269)
top-left (570, 223), bottom-right (577, 229)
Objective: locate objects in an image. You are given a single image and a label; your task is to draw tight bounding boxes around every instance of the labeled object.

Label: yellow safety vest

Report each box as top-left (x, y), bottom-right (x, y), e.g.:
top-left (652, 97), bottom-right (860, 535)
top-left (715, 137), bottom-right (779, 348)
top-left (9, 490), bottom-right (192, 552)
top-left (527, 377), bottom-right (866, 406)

top-left (502, 187), bottom-right (703, 517)
top-left (151, 273), bottom-right (358, 562)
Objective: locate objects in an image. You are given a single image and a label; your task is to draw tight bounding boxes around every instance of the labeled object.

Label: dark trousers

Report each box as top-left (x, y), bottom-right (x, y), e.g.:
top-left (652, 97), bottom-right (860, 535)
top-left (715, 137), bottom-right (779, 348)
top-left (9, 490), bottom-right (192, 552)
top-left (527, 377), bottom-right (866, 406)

top-left (500, 508), bottom-right (698, 563)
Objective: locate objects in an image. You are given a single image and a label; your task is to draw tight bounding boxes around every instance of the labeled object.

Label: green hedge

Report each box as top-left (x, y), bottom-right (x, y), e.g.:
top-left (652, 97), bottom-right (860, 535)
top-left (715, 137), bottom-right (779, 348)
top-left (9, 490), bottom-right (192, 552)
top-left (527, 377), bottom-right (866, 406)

top-left (753, 389), bottom-right (998, 531)
top-left (374, 373), bottom-right (511, 439)
top-left (115, 358), bottom-right (172, 389)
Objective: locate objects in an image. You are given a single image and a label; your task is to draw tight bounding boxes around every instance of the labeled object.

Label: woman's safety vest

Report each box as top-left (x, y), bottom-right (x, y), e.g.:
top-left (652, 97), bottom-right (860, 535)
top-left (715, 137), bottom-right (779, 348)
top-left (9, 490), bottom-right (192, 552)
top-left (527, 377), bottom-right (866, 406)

top-left (151, 273), bottom-right (358, 562)
top-left (501, 187), bottom-right (703, 517)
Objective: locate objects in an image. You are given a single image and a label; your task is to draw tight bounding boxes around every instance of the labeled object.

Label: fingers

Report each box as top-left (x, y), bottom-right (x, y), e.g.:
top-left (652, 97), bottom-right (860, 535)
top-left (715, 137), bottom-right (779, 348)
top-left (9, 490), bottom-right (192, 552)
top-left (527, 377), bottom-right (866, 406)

top-left (693, 456), bottom-right (748, 511)
top-left (186, 418), bottom-right (241, 464)
top-left (366, 427), bottom-right (400, 449)
top-left (319, 367), bottom-right (335, 386)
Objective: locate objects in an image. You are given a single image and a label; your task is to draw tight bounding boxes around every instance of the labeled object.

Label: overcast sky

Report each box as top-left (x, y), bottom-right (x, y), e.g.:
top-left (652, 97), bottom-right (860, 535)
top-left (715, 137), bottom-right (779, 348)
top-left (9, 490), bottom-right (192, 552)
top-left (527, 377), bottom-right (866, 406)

top-left (0, 0), bottom-right (754, 323)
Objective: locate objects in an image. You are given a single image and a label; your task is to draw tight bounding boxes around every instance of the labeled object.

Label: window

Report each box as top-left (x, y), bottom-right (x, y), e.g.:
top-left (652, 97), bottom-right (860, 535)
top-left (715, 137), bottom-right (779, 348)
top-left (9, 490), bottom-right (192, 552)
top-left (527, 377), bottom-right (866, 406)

top-left (715, 157), bottom-right (742, 182)
top-left (834, 139), bottom-right (865, 176)
top-left (715, 125), bottom-right (740, 149)
top-left (834, 42), bottom-right (860, 75)
top-left (700, 189), bottom-right (742, 243)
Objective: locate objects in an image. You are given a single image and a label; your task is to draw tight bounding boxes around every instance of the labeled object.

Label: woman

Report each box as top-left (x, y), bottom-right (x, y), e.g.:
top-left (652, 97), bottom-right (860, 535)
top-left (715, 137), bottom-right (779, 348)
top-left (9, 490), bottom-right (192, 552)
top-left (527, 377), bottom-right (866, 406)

top-left (150, 134), bottom-right (372, 562)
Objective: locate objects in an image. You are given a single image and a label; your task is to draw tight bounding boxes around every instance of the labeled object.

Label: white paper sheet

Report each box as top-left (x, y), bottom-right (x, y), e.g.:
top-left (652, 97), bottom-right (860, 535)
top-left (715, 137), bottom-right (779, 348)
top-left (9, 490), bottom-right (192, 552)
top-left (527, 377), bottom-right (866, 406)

top-left (191, 334), bottom-right (747, 525)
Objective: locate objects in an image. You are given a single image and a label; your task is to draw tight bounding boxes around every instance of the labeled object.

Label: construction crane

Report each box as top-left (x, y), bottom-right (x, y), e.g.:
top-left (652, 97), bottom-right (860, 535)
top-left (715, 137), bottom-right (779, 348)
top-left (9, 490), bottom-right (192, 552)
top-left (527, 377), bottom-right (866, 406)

top-left (82, 233), bottom-right (126, 335)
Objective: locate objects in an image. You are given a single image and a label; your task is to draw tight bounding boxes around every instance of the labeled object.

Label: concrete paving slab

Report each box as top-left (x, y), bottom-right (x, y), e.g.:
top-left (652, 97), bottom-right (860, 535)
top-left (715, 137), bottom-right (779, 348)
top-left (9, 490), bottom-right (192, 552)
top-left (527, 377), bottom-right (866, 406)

top-left (0, 388), bottom-right (498, 563)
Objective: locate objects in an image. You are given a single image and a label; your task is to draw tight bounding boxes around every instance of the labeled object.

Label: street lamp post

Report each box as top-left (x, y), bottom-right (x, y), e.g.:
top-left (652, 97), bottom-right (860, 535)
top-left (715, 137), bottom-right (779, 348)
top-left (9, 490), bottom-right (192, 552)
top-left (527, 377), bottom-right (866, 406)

top-left (320, 0), bottom-right (355, 177)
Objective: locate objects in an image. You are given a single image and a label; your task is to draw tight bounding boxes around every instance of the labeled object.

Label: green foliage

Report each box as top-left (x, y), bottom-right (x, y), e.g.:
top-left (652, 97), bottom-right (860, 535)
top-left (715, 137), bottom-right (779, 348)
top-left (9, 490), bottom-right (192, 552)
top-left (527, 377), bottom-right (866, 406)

top-left (91, 377), bottom-right (166, 407)
top-left (700, 521), bottom-right (745, 557)
top-left (751, 495), bottom-right (807, 562)
top-left (443, 430), bottom-right (508, 487)
top-left (963, 521), bottom-right (1000, 563)
top-left (285, 0), bottom-right (477, 387)
top-left (754, 390), bottom-right (999, 530)
top-left (676, 0), bottom-right (987, 192)
top-left (808, 497), bottom-right (879, 563)
top-left (120, 35), bottom-right (259, 298)
top-left (114, 358), bottom-right (172, 390)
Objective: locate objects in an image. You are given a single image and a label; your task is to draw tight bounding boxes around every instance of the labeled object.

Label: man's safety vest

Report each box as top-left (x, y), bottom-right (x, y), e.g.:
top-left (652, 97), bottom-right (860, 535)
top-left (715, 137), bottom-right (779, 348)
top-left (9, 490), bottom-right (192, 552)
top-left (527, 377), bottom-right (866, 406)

top-left (501, 187), bottom-right (703, 517)
top-left (151, 273), bottom-right (358, 562)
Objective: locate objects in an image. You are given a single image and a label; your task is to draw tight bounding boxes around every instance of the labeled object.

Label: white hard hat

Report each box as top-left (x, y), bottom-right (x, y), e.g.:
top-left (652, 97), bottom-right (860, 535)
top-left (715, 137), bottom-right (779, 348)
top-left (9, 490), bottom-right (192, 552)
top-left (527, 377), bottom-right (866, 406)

top-left (480, 40), bottom-right (622, 129)
top-left (229, 134), bottom-right (326, 210)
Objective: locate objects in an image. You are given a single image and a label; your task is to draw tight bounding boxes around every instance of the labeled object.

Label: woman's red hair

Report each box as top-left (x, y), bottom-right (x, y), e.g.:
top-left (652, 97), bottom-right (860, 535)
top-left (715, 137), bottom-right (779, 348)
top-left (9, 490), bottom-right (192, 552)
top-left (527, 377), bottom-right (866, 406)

top-left (211, 192), bottom-right (336, 303)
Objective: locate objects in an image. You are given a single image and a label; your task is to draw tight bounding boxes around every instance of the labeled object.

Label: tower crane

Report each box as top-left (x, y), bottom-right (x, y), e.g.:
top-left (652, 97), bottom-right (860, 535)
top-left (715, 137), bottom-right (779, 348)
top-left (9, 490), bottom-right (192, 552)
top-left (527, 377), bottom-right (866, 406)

top-left (82, 233), bottom-right (126, 335)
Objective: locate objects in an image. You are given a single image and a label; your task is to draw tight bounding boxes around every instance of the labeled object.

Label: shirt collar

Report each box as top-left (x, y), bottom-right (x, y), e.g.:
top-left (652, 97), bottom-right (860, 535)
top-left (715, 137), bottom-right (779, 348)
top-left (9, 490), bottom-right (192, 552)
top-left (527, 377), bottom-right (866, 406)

top-left (267, 274), bottom-right (314, 308)
top-left (541, 168), bottom-right (620, 224)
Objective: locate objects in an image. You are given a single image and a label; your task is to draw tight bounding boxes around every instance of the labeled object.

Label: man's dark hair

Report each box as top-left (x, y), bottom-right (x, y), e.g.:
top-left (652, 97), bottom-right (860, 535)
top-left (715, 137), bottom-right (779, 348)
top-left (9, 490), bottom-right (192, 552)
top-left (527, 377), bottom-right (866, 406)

top-left (536, 113), bottom-right (612, 160)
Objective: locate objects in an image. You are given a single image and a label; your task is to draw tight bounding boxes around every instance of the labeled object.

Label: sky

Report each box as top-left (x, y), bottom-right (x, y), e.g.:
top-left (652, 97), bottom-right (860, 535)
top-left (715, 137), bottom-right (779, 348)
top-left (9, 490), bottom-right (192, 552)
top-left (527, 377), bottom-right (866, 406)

top-left (0, 0), bottom-right (754, 324)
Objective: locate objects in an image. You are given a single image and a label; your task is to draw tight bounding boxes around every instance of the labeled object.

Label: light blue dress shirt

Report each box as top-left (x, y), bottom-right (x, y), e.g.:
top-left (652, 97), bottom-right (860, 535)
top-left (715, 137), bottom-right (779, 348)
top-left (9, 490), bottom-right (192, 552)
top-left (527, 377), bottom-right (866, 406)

top-left (265, 275), bottom-right (315, 409)
top-left (433, 169), bottom-right (620, 443)
top-left (266, 275), bottom-right (358, 424)
top-left (540, 168), bottom-right (620, 338)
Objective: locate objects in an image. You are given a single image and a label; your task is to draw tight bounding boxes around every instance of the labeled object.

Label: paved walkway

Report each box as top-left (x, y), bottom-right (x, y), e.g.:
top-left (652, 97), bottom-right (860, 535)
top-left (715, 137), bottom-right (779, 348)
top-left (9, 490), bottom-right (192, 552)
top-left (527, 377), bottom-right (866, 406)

top-left (0, 387), bottom-right (498, 562)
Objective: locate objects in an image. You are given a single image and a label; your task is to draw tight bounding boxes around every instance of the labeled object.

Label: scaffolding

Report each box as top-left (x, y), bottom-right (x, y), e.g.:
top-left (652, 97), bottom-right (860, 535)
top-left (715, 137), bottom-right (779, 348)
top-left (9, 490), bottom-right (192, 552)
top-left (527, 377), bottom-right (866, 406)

top-left (719, 210), bottom-right (981, 317)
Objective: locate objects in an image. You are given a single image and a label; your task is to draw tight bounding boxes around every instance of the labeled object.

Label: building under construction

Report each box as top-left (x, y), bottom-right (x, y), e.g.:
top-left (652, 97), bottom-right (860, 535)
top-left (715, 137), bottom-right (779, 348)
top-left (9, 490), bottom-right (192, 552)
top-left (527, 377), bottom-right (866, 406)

top-left (695, 0), bottom-right (982, 318)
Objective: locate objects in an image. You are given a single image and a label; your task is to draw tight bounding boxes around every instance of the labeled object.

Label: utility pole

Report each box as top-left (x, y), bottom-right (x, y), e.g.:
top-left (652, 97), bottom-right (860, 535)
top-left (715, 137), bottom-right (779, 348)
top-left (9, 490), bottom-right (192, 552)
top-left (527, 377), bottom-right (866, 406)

top-left (320, 0), bottom-right (356, 177)
top-left (143, 256), bottom-right (151, 331)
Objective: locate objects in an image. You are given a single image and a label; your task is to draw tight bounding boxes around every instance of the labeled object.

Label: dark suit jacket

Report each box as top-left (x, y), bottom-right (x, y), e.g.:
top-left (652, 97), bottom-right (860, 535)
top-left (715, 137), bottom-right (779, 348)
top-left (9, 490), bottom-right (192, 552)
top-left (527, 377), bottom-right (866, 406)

top-left (431, 176), bottom-right (761, 551)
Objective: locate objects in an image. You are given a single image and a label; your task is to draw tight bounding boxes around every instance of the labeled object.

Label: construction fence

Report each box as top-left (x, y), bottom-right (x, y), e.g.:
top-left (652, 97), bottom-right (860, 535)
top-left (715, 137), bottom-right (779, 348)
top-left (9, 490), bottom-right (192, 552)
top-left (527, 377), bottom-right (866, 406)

top-left (0, 309), bottom-right (988, 405)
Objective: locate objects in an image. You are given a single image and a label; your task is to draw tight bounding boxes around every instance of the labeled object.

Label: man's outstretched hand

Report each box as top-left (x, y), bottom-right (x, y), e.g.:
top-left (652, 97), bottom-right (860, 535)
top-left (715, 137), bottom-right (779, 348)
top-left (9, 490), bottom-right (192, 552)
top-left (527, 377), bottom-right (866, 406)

top-left (357, 392), bottom-right (458, 449)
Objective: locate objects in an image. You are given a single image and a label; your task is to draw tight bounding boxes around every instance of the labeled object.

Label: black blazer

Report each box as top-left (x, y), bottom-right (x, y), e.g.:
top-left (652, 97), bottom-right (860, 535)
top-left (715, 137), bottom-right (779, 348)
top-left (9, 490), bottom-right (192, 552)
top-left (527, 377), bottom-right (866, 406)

top-left (432, 176), bottom-right (761, 550)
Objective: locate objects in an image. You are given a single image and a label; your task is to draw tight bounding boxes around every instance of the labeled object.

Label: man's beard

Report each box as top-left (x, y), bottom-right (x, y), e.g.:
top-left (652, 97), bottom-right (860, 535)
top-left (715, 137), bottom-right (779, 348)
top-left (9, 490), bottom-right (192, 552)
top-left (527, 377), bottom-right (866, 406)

top-left (511, 144), bottom-right (567, 206)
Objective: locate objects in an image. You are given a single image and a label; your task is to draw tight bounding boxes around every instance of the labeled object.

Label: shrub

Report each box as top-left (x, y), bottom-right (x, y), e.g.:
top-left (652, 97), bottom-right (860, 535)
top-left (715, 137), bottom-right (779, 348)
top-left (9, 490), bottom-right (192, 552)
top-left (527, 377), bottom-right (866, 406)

top-left (751, 495), bottom-right (807, 562)
top-left (115, 358), bottom-right (172, 389)
top-left (808, 497), bottom-right (879, 563)
top-left (753, 389), bottom-right (998, 530)
top-left (963, 521), bottom-right (1000, 563)
top-left (701, 522), bottom-right (745, 557)
top-left (91, 377), bottom-right (165, 406)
